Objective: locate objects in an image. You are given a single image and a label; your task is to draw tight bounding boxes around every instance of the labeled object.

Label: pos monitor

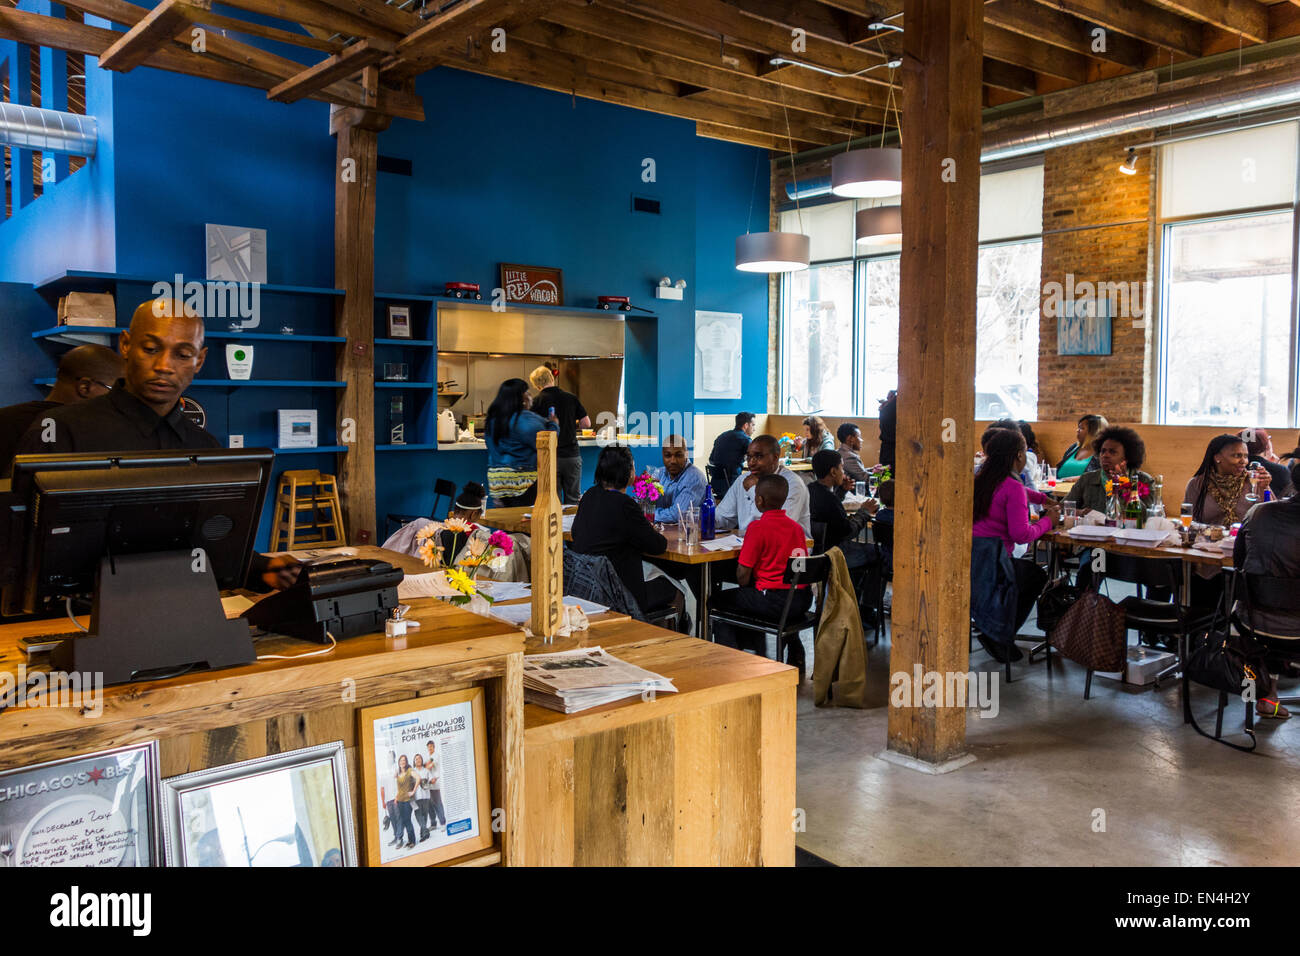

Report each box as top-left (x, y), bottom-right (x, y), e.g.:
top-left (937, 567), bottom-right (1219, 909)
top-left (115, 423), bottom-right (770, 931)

top-left (2, 448), bottom-right (274, 684)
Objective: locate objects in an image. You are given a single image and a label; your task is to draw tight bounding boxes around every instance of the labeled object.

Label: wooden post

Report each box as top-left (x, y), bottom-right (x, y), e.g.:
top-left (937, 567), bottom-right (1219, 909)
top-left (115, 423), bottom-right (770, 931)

top-left (530, 431), bottom-right (563, 641)
top-left (333, 118), bottom-right (378, 544)
top-left (885, 0), bottom-right (982, 768)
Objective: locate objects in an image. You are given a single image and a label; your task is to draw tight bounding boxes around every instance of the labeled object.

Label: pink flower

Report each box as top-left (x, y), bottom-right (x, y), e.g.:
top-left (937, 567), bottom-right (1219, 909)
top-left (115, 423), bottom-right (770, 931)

top-left (489, 530), bottom-right (514, 555)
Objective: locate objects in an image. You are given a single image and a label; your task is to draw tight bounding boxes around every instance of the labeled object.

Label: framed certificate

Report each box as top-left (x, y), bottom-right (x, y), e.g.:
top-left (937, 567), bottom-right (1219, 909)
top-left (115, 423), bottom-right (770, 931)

top-left (0, 741), bottom-right (161, 867)
top-left (386, 305), bottom-right (412, 338)
top-left (358, 687), bottom-right (493, 866)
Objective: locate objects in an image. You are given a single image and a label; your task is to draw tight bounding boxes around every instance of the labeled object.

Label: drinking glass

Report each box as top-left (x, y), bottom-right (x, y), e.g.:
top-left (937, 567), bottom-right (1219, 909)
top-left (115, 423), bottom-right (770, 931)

top-left (867, 476), bottom-right (878, 498)
top-left (1245, 465), bottom-right (1261, 503)
top-left (1062, 501), bottom-right (1077, 529)
top-left (854, 481), bottom-right (866, 499)
top-left (1180, 503), bottom-right (1194, 529)
top-left (1045, 465), bottom-right (1057, 489)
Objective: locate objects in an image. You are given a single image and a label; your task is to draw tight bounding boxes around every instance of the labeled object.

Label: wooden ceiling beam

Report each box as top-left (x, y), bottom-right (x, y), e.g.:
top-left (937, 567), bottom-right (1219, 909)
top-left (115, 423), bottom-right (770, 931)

top-left (1143, 0), bottom-right (1268, 44)
top-left (984, 0), bottom-right (1152, 70)
top-left (209, 0), bottom-right (403, 41)
top-left (519, 19), bottom-right (889, 119)
top-left (98, 0), bottom-right (207, 71)
top-left (189, 8), bottom-right (342, 52)
top-left (1027, 0), bottom-right (1202, 56)
top-left (315, 0), bottom-right (422, 38)
top-left (546, 0), bottom-right (885, 106)
top-left (268, 36), bottom-right (394, 102)
top-left (607, 0), bottom-right (893, 83)
top-left (695, 120), bottom-right (794, 152)
top-left (383, 0), bottom-right (514, 81)
top-left (436, 39), bottom-right (842, 146)
top-left (980, 56), bottom-right (1037, 95)
top-left (983, 21), bottom-right (1088, 81)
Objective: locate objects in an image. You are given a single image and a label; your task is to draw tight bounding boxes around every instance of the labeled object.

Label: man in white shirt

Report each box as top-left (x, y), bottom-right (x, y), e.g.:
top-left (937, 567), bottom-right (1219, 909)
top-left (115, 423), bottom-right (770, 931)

top-left (715, 434), bottom-right (812, 534)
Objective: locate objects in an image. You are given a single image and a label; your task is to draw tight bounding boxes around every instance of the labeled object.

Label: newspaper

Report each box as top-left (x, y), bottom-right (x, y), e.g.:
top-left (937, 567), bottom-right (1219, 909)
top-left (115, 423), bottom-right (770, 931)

top-left (522, 647), bottom-right (677, 713)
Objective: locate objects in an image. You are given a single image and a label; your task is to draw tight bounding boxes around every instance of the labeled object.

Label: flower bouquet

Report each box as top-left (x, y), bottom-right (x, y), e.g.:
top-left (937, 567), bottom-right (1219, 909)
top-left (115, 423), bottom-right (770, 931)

top-left (632, 470), bottom-right (665, 520)
top-left (416, 518), bottom-right (515, 605)
top-left (778, 432), bottom-right (803, 463)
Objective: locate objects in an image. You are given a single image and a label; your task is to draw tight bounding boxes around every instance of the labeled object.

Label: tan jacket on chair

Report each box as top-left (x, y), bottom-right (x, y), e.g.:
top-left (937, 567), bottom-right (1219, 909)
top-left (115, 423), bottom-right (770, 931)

top-left (813, 547), bottom-right (868, 708)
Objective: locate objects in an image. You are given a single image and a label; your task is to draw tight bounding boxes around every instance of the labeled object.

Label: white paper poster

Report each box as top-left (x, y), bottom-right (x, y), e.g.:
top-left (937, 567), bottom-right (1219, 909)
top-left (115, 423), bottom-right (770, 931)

top-left (694, 310), bottom-right (743, 400)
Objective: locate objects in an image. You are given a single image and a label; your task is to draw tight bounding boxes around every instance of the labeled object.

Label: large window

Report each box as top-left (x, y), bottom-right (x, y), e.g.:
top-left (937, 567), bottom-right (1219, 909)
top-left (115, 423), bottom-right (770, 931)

top-left (1158, 122), bottom-right (1300, 426)
top-left (778, 165), bottom-right (1043, 417)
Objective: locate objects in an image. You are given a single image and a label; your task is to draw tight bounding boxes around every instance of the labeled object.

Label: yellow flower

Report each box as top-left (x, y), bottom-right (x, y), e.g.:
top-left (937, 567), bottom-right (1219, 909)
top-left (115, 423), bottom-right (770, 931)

top-left (415, 522), bottom-right (439, 541)
top-left (417, 540), bottom-right (441, 568)
top-left (445, 567), bottom-right (477, 597)
top-left (444, 517), bottom-right (474, 534)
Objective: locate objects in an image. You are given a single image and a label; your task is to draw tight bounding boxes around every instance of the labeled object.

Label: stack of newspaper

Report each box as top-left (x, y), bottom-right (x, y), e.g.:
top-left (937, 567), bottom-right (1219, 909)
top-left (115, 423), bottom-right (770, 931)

top-left (522, 647), bottom-right (677, 713)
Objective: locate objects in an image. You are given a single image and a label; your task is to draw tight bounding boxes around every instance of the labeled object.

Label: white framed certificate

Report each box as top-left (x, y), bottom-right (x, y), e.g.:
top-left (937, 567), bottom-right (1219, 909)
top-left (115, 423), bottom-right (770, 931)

top-left (694, 310), bottom-right (743, 399)
top-left (277, 409), bottom-right (318, 448)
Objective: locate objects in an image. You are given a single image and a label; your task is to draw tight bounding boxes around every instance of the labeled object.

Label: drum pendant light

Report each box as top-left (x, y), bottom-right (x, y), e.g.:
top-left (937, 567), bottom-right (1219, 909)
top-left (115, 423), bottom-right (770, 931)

top-left (735, 96), bottom-right (810, 273)
top-left (832, 147), bottom-right (902, 198)
top-left (855, 205), bottom-right (902, 245)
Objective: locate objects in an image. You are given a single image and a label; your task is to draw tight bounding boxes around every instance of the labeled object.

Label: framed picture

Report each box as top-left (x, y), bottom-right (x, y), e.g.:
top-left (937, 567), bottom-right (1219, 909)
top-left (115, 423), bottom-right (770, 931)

top-left (387, 305), bottom-right (412, 339)
top-left (277, 409), bottom-right (318, 448)
top-left (161, 742), bottom-right (357, 867)
top-left (1057, 296), bottom-right (1113, 356)
top-left (358, 687), bottom-right (492, 867)
top-left (500, 263), bottom-right (564, 306)
top-left (0, 741), bottom-right (161, 867)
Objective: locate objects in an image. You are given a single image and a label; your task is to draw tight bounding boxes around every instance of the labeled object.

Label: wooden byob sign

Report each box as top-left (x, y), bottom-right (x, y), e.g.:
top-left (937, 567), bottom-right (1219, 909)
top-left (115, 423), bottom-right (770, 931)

top-left (500, 263), bottom-right (564, 306)
top-left (531, 430), bottom-right (564, 640)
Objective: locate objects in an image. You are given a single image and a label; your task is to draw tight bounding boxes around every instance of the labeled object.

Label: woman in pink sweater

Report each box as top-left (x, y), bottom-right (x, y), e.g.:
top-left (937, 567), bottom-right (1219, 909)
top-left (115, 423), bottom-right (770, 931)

top-left (972, 428), bottom-right (1059, 661)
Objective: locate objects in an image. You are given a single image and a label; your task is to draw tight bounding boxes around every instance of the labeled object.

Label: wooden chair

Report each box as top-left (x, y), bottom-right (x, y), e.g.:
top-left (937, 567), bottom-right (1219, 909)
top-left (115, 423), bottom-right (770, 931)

top-left (708, 554), bottom-right (832, 678)
top-left (269, 469), bottom-right (345, 550)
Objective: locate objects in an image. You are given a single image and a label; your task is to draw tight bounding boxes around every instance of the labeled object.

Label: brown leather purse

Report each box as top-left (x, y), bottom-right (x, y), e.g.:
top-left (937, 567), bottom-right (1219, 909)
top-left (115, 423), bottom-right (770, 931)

top-left (1050, 588), bottom-right (1127, 673)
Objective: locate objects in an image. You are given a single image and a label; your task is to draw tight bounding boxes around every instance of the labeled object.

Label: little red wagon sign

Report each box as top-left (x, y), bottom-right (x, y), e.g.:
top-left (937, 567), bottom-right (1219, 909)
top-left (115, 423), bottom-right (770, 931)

top-left (500, 263), bottom-right (564, 306)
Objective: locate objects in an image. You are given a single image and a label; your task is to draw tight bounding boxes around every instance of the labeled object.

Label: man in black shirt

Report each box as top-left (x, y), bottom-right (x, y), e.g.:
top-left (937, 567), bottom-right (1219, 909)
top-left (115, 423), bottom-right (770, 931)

top-left (15, 298), bottom-right (294, 589)
top-left (529, 365), bottom-right (590, 504)
top-left (708, 411), bottom-right (755, 496)
top-left (0, 344), bottom-right (124, 477)
top-left (809, 450), bottom-right (878, 569)
top-left (878, 390), bottom-right (897, 469)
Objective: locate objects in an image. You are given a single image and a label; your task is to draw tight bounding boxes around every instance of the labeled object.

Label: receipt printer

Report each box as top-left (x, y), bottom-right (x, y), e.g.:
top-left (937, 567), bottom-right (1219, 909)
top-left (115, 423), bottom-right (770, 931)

top-left (243, 558), bottom-right (404, 643)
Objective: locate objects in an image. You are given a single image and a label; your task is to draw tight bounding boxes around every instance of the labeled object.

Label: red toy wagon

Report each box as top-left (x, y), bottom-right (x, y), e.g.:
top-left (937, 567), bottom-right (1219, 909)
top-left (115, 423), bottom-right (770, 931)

top-left (444, 281), bottom-right (482, 299)
top-left (598, 295), bottom-right (632, 311)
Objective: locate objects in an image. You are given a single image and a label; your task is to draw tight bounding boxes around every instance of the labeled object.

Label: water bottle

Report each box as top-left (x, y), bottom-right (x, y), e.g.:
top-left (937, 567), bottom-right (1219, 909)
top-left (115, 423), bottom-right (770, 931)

top-left (699, 484), bottom-right (716, 541)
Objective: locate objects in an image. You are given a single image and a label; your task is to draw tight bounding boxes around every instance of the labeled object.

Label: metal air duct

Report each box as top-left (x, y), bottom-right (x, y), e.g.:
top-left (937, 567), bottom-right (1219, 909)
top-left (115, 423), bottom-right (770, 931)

top-left (0, 102), bottom-right (97, 157)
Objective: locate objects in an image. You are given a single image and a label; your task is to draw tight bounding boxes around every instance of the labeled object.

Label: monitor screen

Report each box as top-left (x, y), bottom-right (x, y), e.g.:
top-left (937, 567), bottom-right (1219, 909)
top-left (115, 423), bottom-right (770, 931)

top-left (4, 449), bottom-right (273, 615)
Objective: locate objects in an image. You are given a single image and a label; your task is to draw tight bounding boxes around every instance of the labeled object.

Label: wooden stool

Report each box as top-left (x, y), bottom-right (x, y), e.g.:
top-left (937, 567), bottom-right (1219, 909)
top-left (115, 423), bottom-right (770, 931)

top-left (269, 469), bottom-right (346, 550)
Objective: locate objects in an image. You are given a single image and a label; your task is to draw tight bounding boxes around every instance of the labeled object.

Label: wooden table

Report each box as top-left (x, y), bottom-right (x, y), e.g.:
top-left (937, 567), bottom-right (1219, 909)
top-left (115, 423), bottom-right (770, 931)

top-left (1044, 529), bottom-right (1232, 605)
top-left (522, 624), bottom-right (796, 866)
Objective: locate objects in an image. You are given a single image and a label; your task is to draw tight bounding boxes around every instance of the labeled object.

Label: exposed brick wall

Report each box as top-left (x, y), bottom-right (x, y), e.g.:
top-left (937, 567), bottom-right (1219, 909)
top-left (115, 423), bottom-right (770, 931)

top-left (1038, 130), bottom-right (1155, 423)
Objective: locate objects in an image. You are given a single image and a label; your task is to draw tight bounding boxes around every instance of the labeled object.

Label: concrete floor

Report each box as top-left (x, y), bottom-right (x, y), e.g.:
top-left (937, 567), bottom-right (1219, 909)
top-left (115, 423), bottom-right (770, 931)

top-left (785, 589), bottom-right (1300, 867)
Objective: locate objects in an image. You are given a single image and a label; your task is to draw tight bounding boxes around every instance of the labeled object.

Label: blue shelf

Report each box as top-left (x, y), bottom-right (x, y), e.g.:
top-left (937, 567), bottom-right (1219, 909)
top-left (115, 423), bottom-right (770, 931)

top-left (375, 338), bottom-right (435, 347)
top-left (206, 331), bottom-right (346, 343)
top-left (35, 270), bottom-right (345, 300)
top-left (32, 325), bottom-right (126, 339)
top-left (375, 291), bottom-right (441, 302)
top-left (273, 445), bottom-right (347, 455)
top-left (375, 381), bottom-right (435, 389)
top-left (436, 299), bottom-right (654, 319)
top-left (376, 444), bottom-right (440, 451)
top-left (190, 379), bottom-right (347, 388)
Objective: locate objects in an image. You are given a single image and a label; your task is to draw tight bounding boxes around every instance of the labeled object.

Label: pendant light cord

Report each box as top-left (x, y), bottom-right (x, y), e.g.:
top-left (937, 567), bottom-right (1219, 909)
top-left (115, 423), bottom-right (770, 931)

top-left (780, 86), bottom-right (804, 234)
top-left (746, 151), bottom-right (760, 234)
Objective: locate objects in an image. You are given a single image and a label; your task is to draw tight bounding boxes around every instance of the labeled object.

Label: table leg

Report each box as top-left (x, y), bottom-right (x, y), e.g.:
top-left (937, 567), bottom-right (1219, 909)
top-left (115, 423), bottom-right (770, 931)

top-left (1180, 561), bottom-right (1192, 609)
top-left (697, 562), bottom-right (712, 642)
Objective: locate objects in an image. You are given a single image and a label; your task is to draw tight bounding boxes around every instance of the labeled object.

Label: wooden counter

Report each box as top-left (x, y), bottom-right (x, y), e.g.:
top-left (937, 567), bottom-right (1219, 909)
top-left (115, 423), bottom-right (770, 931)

top-left (522, 626), bottom-right (797, 867)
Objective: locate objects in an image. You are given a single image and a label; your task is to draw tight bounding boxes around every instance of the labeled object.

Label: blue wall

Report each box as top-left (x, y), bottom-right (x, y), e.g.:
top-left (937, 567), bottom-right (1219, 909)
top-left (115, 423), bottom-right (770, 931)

top-left (0, 58), bottom-right (769, 533)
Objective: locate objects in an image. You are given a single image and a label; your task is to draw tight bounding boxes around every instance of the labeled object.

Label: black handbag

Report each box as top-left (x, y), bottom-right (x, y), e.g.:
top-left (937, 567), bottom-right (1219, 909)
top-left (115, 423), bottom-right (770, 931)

top-left (1036, 575), bottom-right (1080, 634)
top-left (1182, 590), bottom-right (1268, 752)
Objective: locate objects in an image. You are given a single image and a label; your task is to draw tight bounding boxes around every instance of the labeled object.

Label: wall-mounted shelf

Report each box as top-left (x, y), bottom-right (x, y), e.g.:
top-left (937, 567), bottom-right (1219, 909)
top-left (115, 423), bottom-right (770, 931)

top-left (273, 445), bottom-right (348, 455)
top-left (35, 270), bottom-right (345, 301)
top-left (189, 380), bottom-right (347, 388)
top-left (32, 325), bottom-right (127, 339)
top-left (375, 338), bottom-right (435, 347)
top-left (375, 381), bottom-right (435, 389)
top-left (206, 331), bottom-right (346, 343)
top-left (376, 443), bottom-right (440, 451)
top-left (437, 299), bottom-right (656, 320)
top-left (375, 291), bottom-right (441, 302)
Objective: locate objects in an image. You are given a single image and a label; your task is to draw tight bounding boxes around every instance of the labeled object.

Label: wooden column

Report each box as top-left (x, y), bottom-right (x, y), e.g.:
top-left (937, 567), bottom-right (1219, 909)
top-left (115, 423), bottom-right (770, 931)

top-left (885, 0), bottom-right (982, 767)
top-left (333, 118), bottom-right (379, 543)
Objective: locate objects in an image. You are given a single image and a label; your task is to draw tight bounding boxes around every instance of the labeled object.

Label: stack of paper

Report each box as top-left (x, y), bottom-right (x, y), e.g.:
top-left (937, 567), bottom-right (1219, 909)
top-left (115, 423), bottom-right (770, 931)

top-left (700, 534), bottom-right (745, 551)
top-left (522, 647), bottom-right (677, 713)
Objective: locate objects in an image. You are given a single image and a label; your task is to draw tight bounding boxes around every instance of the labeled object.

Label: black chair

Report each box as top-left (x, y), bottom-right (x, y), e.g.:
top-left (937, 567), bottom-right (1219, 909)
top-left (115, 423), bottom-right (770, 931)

top-left (1222, 570), bottom-right (1300, 729)
top-left (706, 464), bottom-right (733, 498)
top-left (707, 554), bottom-right (832, 677)
top-left (863, 519), bottom-right (893, 646)
top-left (1098, 553), bottom-right (1209, 694)
top-left (386, 478), bottom-right (458, 537)
top-left (810, 520), bottom-right (828, 555)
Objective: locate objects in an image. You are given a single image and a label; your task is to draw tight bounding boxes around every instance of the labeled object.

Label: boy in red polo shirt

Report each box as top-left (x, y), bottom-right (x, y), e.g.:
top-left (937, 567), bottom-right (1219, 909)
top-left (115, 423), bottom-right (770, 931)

top-left (711, 474), bottom-right (813, 671)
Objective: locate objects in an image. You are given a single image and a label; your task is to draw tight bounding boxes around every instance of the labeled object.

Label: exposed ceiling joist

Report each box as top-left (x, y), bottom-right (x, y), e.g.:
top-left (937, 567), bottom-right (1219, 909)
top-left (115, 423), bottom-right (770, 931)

top-left (268, 35), bottom-right (395, 102)
top-left (98, 0), bottom-right (207, 71)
